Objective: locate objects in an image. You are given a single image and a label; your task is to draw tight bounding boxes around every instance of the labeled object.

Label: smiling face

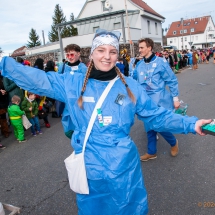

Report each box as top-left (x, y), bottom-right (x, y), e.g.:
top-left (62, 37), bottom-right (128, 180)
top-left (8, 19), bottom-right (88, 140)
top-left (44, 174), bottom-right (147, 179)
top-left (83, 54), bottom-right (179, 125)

top-left (65, 50), bottom-right (80, 63)
top-left (91, 45), bottom-right (118, 72)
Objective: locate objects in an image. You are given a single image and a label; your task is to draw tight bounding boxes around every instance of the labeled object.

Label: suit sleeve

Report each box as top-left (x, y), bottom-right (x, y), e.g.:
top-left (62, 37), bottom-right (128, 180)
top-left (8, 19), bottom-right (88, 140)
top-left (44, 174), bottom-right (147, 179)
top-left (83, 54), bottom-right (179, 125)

top-left (0, 57), bottom-right (66, 103)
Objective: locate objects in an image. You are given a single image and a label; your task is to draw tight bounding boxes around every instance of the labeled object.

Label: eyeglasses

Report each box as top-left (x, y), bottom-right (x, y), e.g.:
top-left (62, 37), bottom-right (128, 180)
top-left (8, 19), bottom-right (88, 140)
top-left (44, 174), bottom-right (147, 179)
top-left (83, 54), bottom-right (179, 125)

top-left (66, 53), bottom-right (76, 58)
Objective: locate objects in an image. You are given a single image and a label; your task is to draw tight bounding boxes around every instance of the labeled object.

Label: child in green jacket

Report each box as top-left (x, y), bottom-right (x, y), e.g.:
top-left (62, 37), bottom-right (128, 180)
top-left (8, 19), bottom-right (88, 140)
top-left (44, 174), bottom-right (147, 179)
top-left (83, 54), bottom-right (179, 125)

top-left (8, 95), bottom-right (26, 143)
top-left (21, 92), bottom-right (42, 136)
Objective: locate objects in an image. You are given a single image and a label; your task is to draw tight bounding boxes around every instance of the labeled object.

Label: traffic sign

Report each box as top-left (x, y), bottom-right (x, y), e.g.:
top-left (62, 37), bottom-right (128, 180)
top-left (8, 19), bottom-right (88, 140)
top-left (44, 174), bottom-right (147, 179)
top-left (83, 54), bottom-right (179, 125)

top-left (188, 42), bottom-right (193, 46)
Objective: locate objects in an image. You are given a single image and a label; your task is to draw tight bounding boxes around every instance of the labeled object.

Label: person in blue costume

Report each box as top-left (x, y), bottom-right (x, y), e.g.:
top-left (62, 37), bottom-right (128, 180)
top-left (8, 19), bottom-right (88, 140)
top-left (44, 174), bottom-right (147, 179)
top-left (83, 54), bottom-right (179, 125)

top-left (58, 44), bottom-right (87, 138)
top-left (187, 50), bottom-right (193, 68)
top-left (133, 38), bottom-right (185, 161)
top-left (0, 29), bottom-right (211, 215)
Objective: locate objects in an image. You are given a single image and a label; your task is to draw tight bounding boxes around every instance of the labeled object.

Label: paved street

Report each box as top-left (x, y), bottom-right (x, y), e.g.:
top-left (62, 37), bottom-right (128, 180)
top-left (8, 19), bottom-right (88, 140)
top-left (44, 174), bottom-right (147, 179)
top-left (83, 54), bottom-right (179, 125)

top-left (0, 61), bottom-right (215, 215)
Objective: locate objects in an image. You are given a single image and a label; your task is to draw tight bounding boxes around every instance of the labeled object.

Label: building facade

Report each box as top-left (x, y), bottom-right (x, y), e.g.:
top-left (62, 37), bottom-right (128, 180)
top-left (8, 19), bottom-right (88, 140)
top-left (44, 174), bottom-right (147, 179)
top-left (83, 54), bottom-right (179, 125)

top-left (26, 0), bottom-right (164, 60)
top-left (166, 16), bottom-right (215, 50)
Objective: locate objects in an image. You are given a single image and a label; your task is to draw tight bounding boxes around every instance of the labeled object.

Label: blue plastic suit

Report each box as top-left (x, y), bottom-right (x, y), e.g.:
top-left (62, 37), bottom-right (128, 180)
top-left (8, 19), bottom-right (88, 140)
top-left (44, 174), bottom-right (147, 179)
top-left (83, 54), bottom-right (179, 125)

top-left (133, 56), bottom-right (179, 112)
top-left (58, 62), bottom-right (87, 136)
top-left (0, 57), bottom-right (198, 215)
top-left (187, 52), bottom-right (193, 66)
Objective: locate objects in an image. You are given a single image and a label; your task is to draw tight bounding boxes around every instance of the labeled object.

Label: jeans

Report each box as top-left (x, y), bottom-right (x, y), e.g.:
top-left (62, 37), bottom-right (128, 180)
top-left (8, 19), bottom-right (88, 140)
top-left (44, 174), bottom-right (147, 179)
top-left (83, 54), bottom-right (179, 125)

top-left (29, 116), bottom-right (41, 134)
top-left (147, 130), bottom-right (177, 155)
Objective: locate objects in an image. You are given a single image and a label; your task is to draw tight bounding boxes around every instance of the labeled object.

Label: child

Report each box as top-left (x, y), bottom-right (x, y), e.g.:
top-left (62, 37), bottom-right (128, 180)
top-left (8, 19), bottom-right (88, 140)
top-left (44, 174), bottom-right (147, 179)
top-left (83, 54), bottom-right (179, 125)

top-left (8, 95), bottom-right (26, 143)
top-left (21, 92), bottom-right (42, 136)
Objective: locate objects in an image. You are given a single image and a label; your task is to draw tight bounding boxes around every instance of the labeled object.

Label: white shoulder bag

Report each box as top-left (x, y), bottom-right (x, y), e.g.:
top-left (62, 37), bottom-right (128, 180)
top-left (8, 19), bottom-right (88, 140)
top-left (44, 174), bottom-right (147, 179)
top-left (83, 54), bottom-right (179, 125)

top-left (64, 76), bottom-right (118, 194)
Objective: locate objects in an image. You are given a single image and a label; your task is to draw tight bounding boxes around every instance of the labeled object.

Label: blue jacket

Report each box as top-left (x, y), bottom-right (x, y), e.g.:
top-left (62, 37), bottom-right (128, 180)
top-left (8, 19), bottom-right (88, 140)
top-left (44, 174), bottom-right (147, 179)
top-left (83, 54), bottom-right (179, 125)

top-left (0, 57), bottom-right (198, 215)
top-left (133, 56), bottom-right (179, 110)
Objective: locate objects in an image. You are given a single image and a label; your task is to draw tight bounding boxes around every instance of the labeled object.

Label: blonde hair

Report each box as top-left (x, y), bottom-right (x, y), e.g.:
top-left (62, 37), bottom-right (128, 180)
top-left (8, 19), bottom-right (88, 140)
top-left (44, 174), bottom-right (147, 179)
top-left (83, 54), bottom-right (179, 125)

top-left (11, 95), bottom-right (21, 104)
top-left (77, 61), bottom-right (136, 109)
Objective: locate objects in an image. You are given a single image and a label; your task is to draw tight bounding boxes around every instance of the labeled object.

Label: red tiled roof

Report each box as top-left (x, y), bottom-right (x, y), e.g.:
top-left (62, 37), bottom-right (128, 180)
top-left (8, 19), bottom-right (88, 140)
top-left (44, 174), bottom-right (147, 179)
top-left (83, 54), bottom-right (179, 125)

top-left (131, 0), bottom-right (165, 19)
top-left (11, 46), bottom-right (26, 57)
top-left (166, 16), bottom-right (210, 38)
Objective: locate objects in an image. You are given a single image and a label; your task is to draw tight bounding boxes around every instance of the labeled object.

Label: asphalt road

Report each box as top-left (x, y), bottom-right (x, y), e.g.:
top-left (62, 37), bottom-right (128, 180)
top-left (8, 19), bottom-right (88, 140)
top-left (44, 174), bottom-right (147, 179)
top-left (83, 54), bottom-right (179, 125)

top-left (0, 61), bottom-right (215, 215)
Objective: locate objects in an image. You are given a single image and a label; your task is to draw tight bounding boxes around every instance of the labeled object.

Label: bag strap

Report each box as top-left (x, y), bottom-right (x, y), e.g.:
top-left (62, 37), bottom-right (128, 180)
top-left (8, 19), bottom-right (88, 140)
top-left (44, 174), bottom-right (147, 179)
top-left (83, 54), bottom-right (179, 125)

top-left (81, 76), bottom-right (119, 154)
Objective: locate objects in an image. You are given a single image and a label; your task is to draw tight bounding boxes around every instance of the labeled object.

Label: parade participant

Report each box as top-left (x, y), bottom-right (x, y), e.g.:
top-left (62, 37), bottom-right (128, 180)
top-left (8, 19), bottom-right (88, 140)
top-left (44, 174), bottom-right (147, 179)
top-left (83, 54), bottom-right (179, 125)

top-left (213, 47), bottom-right (215, 64)
top-left (133, 38), bottom-right (181, 161)
top-left (8, 95), bottom-right (26, 143)
top-left (0, 29), bottom-right (211, 215)
top-left (58, 44), bottom-right (87, 138)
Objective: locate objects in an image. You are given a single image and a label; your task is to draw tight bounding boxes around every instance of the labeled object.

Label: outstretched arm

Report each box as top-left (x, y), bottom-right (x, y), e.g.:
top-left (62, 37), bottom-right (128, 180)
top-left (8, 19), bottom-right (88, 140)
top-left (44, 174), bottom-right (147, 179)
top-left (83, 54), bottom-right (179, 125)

top-left (135, 84), bottom-right (211, 135)
top-left (0, 57), bottom-right (66, 103)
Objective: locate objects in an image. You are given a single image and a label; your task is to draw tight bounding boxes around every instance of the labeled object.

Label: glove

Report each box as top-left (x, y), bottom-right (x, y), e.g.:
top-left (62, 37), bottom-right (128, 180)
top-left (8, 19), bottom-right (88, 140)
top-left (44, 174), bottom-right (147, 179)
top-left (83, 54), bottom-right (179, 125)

top-left (38, 106), bottom-right (43, 111)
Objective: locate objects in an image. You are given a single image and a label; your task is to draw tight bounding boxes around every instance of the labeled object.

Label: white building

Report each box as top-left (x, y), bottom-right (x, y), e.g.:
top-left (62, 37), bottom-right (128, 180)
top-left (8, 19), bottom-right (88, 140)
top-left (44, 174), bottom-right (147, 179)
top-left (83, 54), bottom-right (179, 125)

top-left (166, 16), bottom-right (215, 50)
top-left (26, 0), bottom-right (164, 60)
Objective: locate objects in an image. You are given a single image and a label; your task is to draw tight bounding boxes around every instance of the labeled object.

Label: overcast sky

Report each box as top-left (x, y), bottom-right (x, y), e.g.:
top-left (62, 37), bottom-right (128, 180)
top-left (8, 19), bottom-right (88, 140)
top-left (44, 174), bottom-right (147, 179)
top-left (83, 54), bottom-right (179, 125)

top-left (0, 0), bottom-right (214, 56)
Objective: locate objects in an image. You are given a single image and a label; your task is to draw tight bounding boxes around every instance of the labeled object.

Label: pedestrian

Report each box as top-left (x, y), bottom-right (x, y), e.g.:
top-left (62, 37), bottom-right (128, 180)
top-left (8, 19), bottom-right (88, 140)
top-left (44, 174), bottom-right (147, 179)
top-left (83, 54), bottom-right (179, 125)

top-left (0, 29), bottom-right (211, 215)
top-left (8, 95), bottom-right (26, 143)
top-left (192, 50), bottom-right (198, 70)
top-left (132, 38), bottom-right (181, 161)
top-left (21, 92), bottom-right (42, 136)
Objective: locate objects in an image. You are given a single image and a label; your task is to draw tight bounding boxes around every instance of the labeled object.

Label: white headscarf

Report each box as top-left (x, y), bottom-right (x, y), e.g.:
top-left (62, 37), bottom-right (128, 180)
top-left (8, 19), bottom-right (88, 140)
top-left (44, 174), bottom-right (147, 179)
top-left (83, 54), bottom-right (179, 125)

top-left (90, 30), bottom-right (121, 54)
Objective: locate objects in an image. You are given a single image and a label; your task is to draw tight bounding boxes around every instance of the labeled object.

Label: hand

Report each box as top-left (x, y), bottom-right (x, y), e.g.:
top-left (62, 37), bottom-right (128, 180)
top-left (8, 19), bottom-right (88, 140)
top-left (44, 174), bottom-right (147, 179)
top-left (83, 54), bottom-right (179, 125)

top-left (32, 115), bottom-right (35, 118)
top-left (174, 101), bottom-right (180, 109)
top-left (29, 107), bottom-right (32, 111)
top-left (195, 119), bottom-right (213, 136)
top-left (38, 106), bottom-right (43, 111)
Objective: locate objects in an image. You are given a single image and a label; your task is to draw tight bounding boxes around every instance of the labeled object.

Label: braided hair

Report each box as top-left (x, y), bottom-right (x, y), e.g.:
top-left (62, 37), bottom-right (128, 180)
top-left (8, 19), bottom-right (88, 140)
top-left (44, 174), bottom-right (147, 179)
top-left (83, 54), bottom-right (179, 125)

top-left (77, 62), bottom-right (136, 109)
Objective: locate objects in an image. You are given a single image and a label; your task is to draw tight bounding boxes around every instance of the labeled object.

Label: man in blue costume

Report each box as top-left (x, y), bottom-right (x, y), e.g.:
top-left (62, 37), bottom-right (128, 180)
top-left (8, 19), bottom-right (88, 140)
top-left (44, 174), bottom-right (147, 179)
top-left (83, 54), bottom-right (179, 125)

top-left (133, 38), bottom-right (181, 162)
top-left (58, 44), bottom-right (87, 138)
top-left (0, 29), bottom-right (211, 215)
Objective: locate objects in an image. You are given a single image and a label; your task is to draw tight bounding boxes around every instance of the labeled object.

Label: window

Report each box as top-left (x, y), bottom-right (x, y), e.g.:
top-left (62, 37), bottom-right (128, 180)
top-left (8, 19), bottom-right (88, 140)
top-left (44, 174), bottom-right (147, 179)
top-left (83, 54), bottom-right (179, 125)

top-left (180, 30), bottom-right (183, 34)
top-left (114, 22), bottom-right (121, 29)
top-left (185, 45), bottom-right (187, 49)
top-left (101, 1), bottom-right (109, 11)
top-left (155, 22), bottom-right (158, 35)
top-left (181, 38), bottom-right (183, 42)
top-left (147, 20), bottom-right (151, 34)
top-left (184, 29), bottom-right (187, 33)
top-left (191, 28), bottom-right (194, 32)
top-left (184, 23), bottom-right (187, 26)
top-left (170, 40), bottom-right (173, 44)
top-left (187, 22), bottom-right (190, 26)
top-left (93, 26), bottom-right (99, 32)
top-left (195, 21), bottom-right (198, 24)
top-left (177, 24), bottom-right (180, 27)
top-left (195, 36), bottom-right (198, 40)
top-left (185, 37), bottom-right (187, 41)
top-left (173, 31), bottom-right (176, 35)
top-left (181, 46), bottom-right (183, 49)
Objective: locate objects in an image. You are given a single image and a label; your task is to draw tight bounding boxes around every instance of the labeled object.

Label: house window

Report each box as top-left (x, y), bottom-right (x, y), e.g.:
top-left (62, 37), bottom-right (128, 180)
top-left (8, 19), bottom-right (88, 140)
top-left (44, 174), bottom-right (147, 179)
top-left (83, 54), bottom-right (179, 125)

top-left (191, 28), bottom-right (194, 32)
top-left (101, 1), bottom-right (109, 11)
top-left (93, 26), bottom-right (99, 32)
top-left (114, 22), bottom-right (121, 29)
top-left (170, 40), bottom-right (173, 44)
top-left (155, 22), bottom-right (158, 35)
top-left (195, 36), bottom-right (198, 40)
top-left (147, 20), bottom-right (151, 34)
top-left (195, 21), bottom-right (198, 24)
top-left (177, 24), bottom-right (180, 27)
top-left (185, 37), bottom-right (187, 41)
top-left (181, 38), bottom-right (183, 42)
top-left (184, 23), bottom-right (187, 26)
top-left (173, 31), bottom-right (176, 35)
top-left (187, 23), bottom-right (190, 26)
top-left (184, 29), bottom-right (187, 33)
top-left (185, 45), bottom-right (187, 49)
top-left (180, 30), bottom-right (183, 34)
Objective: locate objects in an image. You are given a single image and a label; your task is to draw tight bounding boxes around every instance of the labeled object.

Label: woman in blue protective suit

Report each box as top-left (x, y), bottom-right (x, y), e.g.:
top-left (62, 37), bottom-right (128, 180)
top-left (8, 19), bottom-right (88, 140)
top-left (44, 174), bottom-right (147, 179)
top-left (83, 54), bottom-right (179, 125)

top-left (0, 30), bottom-right (211, 215)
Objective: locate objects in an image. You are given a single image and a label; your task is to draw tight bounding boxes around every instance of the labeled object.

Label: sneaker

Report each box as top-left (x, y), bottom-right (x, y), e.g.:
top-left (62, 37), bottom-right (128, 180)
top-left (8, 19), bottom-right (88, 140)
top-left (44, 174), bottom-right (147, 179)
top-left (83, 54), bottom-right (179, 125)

top-left (38, 131), bottom-right (43, 134)
top-left (32, 133), bottom-right (37, 136)
top-left (140, 153), bottom-right (157, 162)
top-left (45, 123), bottom-right (50, 128)
top-left (19, 139), bottom-right (27, 143)
top-left (156, 135), bottom-right (159, 140)
top-left (171, 140), bottom-right (179, 157)
top-left (0, 144), bottom-right (6, 149)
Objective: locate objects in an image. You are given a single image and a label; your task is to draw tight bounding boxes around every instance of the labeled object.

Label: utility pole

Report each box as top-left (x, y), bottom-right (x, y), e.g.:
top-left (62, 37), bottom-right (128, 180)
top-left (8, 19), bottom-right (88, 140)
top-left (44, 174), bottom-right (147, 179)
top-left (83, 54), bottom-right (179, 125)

top-left (124, 0), bottom-right (134, 57)
top-left (181, 18), bottom-right (184, 50)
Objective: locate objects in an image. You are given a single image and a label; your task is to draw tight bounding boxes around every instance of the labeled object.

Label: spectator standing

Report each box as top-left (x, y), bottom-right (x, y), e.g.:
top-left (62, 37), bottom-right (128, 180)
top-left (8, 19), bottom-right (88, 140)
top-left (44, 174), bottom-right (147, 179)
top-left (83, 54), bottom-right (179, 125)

top-left (0, 73), bottom-right (10, 141)
top-left (8, 95), bottom-right (26, 143)
top-left (21, 92), bottom-right (42, 136)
